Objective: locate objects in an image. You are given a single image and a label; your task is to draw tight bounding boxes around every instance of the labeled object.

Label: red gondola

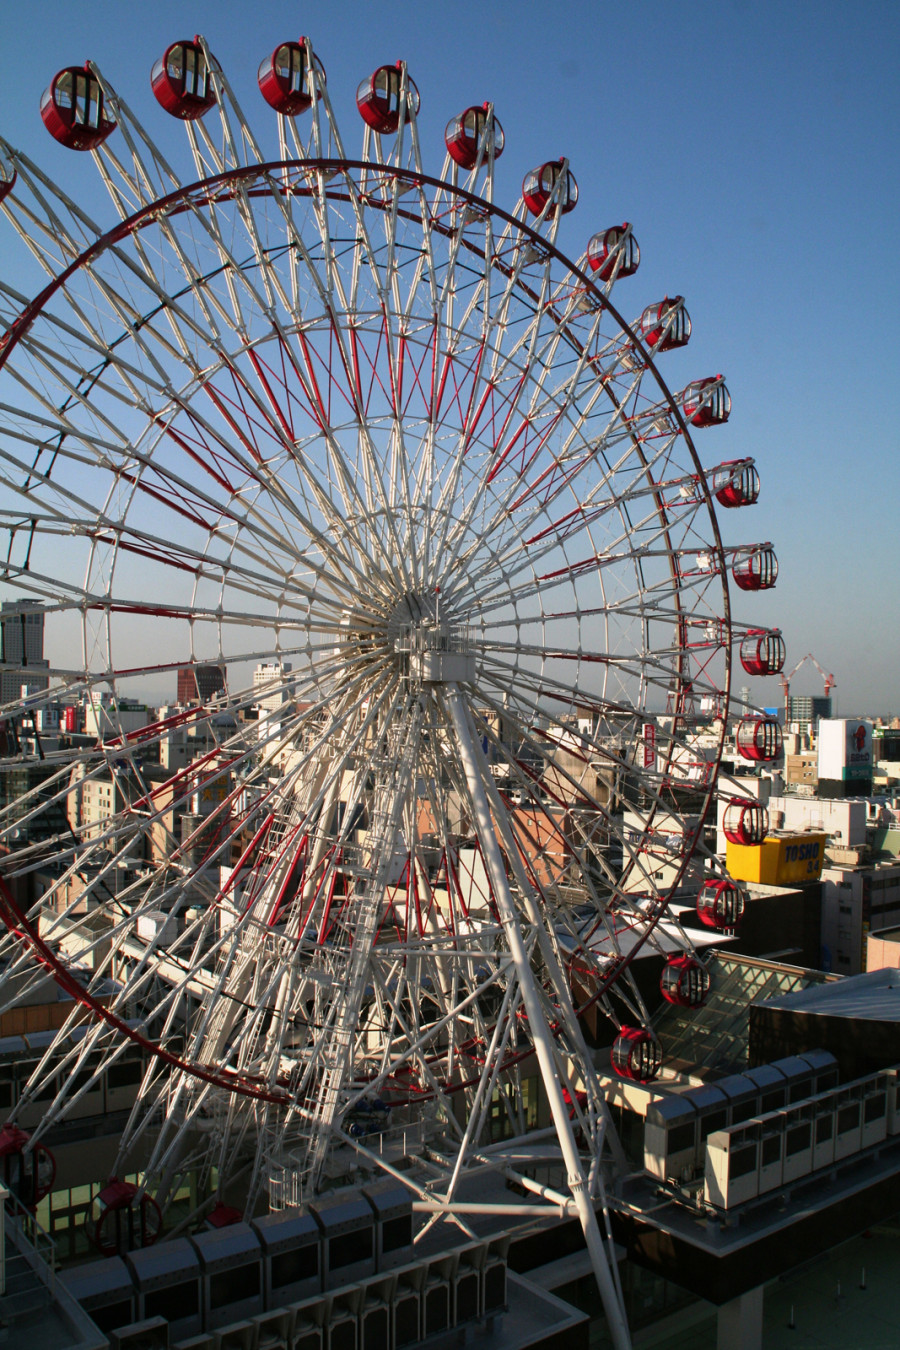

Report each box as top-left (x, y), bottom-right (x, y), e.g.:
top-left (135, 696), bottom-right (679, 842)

top-left (660, 955), bottom-right (710, 1008)
top-left (151, 40), bottom-right (216, 121)
top-left (88, 1178), bottom-right (162, 1257)
top-left (723, 797), bottom-right (769, 846)
top-left (40, 66), bottom-right (116, 151)
top-left (356, 64), bottom-right (420, 134)
top-left (0, 159), bottom-right (16, 204)
top-left (522, 160), bottom-right (578, 217)
top-left (586, 224), bottom-right (640, 281)
top-left (611, 1027), bottom-right (661, 1082)
top-left (206, 1200), bottom-right (242, 1229)
top-left (638, 297), bottom-right (690, 352)
top-left (732, 545), bottom-right (778, 591)
top-left (258, 41), bottom-right (325, 116)
top-left (736, 716), bottom-right (783, 762)
top-left (0, 1125), bottom-right (55, 1209)
top-left (696, 879), bottom-right (744, 929)
top-left (445, 105), bottom-right (504, 170)
top-left (713, 460), bottom-right (760, 508)
top-left (682, 376), bottom-right (731, 427)
top-left (739, 629), bottom-right (785, 676)
top-left (561, 1085), bottom-right (588, 1117)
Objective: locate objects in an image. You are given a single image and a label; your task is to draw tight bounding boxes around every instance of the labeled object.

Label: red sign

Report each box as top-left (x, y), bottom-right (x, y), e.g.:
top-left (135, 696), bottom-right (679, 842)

top-left (642, 723), bottom-right (656, 769)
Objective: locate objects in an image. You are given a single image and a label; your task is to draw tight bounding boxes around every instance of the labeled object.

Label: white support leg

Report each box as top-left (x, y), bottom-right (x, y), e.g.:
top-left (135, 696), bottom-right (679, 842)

top-left (444, 684), bottom-right (631, 1350)
top-left (717, 1286), bottom-right (763, 1350)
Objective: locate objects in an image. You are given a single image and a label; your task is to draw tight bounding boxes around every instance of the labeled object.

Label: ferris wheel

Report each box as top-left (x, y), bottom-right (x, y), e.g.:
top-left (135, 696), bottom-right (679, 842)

top-left (0, 36), bottom-right (783, 1345)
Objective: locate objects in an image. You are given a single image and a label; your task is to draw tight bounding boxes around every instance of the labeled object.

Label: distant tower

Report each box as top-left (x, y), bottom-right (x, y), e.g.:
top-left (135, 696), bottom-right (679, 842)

top-left (177, 664), bottom-right (227, 705)
top-left (738, 685), bottom-right (751, 713)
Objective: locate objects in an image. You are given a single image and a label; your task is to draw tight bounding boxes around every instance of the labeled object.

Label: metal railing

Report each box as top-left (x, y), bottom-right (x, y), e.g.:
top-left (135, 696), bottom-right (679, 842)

top-left (2, 1190), bottom-right (57, 1314)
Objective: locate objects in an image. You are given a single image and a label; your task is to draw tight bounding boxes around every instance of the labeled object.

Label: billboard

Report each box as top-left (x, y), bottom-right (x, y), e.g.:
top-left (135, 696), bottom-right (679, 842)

top-left (818, 719), bottom-right (873, 783)
top-left (727, 833), bottom-right (826, 886)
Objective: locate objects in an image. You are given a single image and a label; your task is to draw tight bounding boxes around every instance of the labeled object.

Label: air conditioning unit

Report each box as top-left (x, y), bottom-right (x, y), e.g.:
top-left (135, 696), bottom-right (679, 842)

top-left (191, 1224), bottom-right (262, 1331)
top-left (288, 1315), bottom-right (323, 1350)
top-left (811, 1096), bottom-right (836, 1171)
top-left (249, 1307), bottom-right (293, 1350)
top-left (422, 1257), bottom-right (453, 1338)
top-left (781, 1107), bottom-right (813, 1183)
top-left (704, 1124), bottom-right (760, 1209)
top-left (483, 1238), bottom-right (509, 1316)
top-left (359, 1278), bottom-right (394, 1350)
top-left (834, 1087), bottom-right (863, 1160)
top-left (212, 1320), bottom-right (254, 1350)
top-left (453, 1244), bottom-right (486, 1325)
top-left (757, 1118), bottom-right (785, 1195)
top-left (392, 1273), bottom-right (422, 1348)
top-left (861, 1083), bottom-right (889, 1148)
top-left (109, 1316), bottom-right (169, 1350)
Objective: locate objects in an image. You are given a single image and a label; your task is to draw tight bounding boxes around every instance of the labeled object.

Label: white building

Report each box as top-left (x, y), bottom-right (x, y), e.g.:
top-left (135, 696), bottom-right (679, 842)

top-left (620, 810), bottom-right (704, 894)
top-left (253, 661), bottom-right (293, 715)
top-left (254, 661), bottom-right (294, 746)
top-left (821, 859), bottom-right (900, 975)
top-left (84, 695), bottom-right (150, 742)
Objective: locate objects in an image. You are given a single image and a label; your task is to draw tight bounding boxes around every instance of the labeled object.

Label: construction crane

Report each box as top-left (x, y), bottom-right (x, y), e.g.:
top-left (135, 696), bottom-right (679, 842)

top-left (780, 653), bottom-right (836, 723)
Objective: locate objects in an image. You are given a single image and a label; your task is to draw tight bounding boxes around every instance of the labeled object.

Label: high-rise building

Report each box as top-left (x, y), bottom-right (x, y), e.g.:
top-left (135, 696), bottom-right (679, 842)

top-left (177, 663), bottom-right (227, 705)
top-left (0, 599), bottom-right (49, 703)
top-left (253, 661), bottom-right (293, 715)
top-left (788, 694), bottom-right (832, 724)
top-left (1, 599), bottom-right (44, 664)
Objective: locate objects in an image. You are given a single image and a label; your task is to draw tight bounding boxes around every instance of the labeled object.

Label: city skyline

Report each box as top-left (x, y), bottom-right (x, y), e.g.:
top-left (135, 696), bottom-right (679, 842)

top-left (0, 1), bottom-right (896, 716)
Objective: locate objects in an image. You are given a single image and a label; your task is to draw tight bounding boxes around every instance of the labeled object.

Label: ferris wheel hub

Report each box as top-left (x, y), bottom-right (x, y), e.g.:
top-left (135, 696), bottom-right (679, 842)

top-left (402, 624), bottom-right (475, 685)
top-left (384, 590), bottom-right (439, 641)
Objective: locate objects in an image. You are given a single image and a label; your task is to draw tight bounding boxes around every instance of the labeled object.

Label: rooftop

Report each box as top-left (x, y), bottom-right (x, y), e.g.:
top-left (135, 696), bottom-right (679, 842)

top-left (755, 966), bottom-right (900, 1022)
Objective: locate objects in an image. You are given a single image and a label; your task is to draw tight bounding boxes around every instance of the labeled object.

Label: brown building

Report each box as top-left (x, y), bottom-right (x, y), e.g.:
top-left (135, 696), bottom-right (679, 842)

top-left (784, 752), bottom-right (818, 788)
top-left (176, 663), bottom-right (226, 705)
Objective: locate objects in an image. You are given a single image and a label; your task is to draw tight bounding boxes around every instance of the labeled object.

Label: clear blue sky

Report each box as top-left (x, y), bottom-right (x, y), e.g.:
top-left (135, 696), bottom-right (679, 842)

top-left (0, 0), bottom-right (897, 714)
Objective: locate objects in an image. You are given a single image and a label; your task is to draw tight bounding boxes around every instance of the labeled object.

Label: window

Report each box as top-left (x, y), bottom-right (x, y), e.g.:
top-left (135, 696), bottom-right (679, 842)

top-left (761, 1134), bottom-right (782, 1166)
top-left (838, 1104), bottom-right (860, 1134)
top-left (330, 1229), bottom-right (372, 1270)
top-left (729, 1144), bottom-right (757, 1179)
top-left (35, 1075), bottom-right (59, 1102)
top-left (667, 1122), bottom-right (695, 1155)
top-left (210, 1264), bottom-right (258, 1310)
top-left (108, 1059), bottom-right (142, 1090)
top-left (382, 1214), bottom-right (412, 1253)
top-left (816, 1115), bottom-right (833, 1143)
top-left (489, 1077), bottom-right (539, 1142)
top-left (271, 1244), bottom-right (318, 1288)
top-left (700, 1111), bottom-right (727, 1139)
top-left (865, 1095), bottom-right (886, 1123)
top-left (146, 1282), bottom-right (198, 1322)
top-left (786, 1124), bottom-right (811, 1155)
